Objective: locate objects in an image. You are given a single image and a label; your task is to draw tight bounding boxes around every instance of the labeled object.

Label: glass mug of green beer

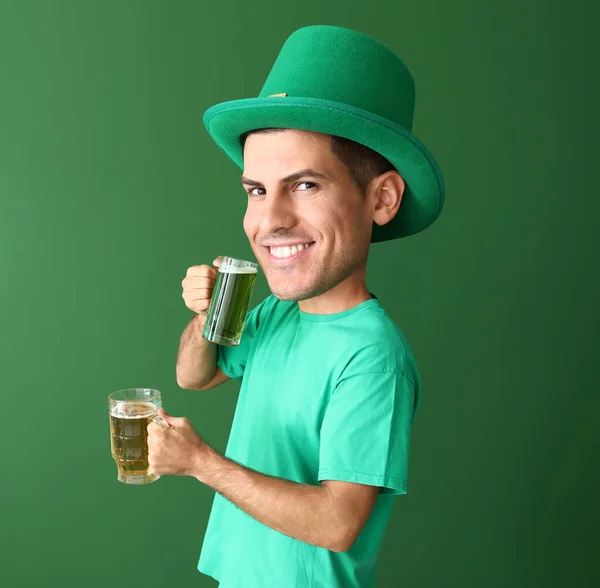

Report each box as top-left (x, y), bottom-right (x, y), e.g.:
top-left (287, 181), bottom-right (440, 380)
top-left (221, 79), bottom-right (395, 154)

top-left (202, 256), bottom-right (258, 346)
top-left (108, 388), bottom-right (168, 485)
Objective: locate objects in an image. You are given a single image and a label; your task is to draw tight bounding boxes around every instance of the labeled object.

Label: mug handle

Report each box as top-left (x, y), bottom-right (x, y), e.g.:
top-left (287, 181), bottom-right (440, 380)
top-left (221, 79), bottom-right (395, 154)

top-left (151, 415), bottom-right (170, 429)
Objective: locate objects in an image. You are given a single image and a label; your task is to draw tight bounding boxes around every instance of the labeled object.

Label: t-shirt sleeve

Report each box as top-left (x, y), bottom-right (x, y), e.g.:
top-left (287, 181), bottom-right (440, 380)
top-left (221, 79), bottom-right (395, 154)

top-left (215, 298), bottom-right (267, 381)
top-left (318, 371), bottom-right (416, 495)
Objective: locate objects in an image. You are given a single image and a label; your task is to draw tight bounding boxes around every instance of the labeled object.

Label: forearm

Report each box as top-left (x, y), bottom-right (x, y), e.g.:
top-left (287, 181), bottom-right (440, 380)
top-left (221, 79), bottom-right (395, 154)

top-left (176, 314), bottom-right (217, 389)
top-left (195, 447), bottom-right (355, 552)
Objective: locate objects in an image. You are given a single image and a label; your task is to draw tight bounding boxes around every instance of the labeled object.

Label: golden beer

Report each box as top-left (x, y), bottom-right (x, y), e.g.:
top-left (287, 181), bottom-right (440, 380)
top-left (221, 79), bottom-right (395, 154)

top-left (108, 388), bottom-right (165, 485)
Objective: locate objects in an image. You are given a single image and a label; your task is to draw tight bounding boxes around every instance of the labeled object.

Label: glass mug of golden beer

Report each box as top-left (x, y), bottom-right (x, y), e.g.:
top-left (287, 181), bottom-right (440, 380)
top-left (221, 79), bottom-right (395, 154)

top-left (108, 388), bottom-right (168, 485)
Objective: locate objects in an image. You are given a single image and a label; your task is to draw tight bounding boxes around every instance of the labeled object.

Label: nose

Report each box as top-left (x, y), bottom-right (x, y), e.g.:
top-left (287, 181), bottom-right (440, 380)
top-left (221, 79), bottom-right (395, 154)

top-left (258, 192), bottom-right (298, 235)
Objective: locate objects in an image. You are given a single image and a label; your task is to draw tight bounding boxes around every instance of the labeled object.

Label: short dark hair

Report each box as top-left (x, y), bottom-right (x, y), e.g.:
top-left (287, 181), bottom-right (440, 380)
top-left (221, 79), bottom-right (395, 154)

top-left (239, 128), bottom-right (395, 196)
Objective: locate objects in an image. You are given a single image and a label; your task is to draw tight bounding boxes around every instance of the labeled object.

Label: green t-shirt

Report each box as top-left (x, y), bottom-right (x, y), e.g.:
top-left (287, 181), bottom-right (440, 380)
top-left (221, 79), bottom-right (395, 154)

top-left (198, 294), bottom-right (420, 588)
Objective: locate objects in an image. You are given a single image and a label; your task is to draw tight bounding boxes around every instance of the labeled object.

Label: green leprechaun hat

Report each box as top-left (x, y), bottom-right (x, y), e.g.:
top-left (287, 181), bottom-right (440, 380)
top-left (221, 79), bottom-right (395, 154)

top-left (203, 25), bottom-right (445, 241)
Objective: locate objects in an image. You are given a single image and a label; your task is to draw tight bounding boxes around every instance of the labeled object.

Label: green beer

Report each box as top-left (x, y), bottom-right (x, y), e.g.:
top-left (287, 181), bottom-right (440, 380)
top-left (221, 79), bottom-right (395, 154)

top-left (203, 257), bottom-right (258, 346)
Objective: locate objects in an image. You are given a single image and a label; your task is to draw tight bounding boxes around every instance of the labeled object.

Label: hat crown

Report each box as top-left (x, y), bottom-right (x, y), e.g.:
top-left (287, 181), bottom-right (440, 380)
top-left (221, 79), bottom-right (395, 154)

top-left (259, 26), bottom-right (415, 131)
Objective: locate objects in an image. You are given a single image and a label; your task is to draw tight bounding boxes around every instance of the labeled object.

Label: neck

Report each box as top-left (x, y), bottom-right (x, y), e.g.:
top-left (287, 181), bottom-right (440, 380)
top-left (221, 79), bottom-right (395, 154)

top-left (298, 272), bottom-right (372, 315)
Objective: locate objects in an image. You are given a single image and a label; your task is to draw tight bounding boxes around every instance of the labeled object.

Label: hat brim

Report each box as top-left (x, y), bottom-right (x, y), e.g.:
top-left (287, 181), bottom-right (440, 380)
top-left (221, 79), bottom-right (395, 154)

top-left (203, 96), bottom-right (444, 241)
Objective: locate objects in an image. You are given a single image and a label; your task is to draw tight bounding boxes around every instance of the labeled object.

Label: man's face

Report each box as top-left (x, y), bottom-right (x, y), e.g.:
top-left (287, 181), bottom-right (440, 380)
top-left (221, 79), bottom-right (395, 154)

top-left (242, 129), bottom-right (373, 302)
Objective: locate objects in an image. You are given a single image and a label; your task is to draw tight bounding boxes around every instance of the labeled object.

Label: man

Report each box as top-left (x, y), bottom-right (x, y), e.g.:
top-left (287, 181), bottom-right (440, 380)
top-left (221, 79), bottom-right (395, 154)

top-left (148, 25), bottom-right (444, 587)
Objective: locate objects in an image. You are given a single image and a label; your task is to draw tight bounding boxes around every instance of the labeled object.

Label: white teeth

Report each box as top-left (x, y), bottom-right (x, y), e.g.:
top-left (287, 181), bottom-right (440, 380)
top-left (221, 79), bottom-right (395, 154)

top-left (269, 243), bottom-right (312, 258)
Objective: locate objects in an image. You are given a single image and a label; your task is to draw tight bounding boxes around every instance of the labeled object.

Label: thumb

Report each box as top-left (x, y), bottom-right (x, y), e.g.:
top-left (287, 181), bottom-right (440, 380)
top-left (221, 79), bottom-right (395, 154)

top-left (157, 407), bottom-right (176, 425)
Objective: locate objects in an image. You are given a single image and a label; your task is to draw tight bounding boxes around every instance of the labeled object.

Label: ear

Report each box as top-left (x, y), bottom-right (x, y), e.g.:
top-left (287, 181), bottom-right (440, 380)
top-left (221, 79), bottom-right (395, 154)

top-left (372, 171), bottom-right (405, 228)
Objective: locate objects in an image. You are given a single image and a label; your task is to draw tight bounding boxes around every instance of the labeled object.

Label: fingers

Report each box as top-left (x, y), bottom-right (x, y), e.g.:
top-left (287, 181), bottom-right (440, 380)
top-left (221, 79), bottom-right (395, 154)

top-left (182, 277), bottom-right (215, 291)
top-left (182, 261), bottom-right (221, 314)
top-left (182, 292), bottom-right (212, 312)
top-left (156, 408), bottom-right (178, 426)
top-left (147, 416), bottom-right (187, 434)
top-left (185, 288), bottom-right (212, 298)
top-left (148, 419), bottom-right (166, 432)
top-left (190, 299), bottom-right (211, 313)
top-left (185, 266), bottom-right (218, 280)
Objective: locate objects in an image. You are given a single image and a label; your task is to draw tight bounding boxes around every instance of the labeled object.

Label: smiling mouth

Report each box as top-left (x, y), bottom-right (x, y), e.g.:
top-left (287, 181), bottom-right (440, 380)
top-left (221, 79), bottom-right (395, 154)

top-left (265, 242), bottom-right (316, 261)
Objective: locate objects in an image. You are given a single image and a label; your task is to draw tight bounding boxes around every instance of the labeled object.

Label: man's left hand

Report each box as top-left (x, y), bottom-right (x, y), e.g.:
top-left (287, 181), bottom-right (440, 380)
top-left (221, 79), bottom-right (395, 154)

top-left (147, 408), bottom-right (207, 476)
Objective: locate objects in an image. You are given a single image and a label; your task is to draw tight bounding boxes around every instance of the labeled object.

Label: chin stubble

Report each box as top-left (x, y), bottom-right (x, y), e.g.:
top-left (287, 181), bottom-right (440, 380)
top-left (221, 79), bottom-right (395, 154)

top-left (270, 248), bottom-right (367, 303)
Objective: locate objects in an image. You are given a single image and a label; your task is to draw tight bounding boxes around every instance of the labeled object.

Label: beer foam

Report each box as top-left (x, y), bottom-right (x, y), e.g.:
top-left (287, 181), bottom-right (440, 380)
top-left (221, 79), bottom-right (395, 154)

top-left (110, 401), bottom-right (156, 419)
top-left (219, 266), bottom-right (257, 275)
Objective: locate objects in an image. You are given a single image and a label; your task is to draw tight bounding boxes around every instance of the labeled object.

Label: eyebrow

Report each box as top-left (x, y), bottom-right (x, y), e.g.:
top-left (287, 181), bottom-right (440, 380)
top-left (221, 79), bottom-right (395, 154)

top-left (240, 168), bottom-right (330, 187)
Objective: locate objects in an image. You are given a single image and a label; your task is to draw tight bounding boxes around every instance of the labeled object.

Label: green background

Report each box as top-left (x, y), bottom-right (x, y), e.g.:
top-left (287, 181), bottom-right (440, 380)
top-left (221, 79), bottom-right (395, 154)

top-left (1, 0), bottom-right (598, 586)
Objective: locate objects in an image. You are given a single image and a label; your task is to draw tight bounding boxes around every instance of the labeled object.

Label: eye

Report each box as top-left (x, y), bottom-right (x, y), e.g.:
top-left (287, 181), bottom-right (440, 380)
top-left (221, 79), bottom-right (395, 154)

top-left (297, 182), bottom-right (317, 191)
top-left (248, 187), bottom-right (266, 197)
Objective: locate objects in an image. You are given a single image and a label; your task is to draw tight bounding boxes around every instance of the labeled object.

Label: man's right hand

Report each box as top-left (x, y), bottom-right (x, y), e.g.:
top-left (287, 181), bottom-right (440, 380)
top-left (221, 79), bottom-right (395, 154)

top-left (181, 257), bottom-right (222, 315)
top-left (177, 256), bottom-right (228, 390)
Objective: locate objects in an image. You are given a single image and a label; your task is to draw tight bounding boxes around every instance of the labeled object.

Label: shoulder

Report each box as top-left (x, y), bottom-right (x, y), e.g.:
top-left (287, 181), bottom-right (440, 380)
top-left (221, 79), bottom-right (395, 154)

top-left (337, 301), bottom-right (419, 386)
top-left (249, 295), bottom-right (297, 327)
